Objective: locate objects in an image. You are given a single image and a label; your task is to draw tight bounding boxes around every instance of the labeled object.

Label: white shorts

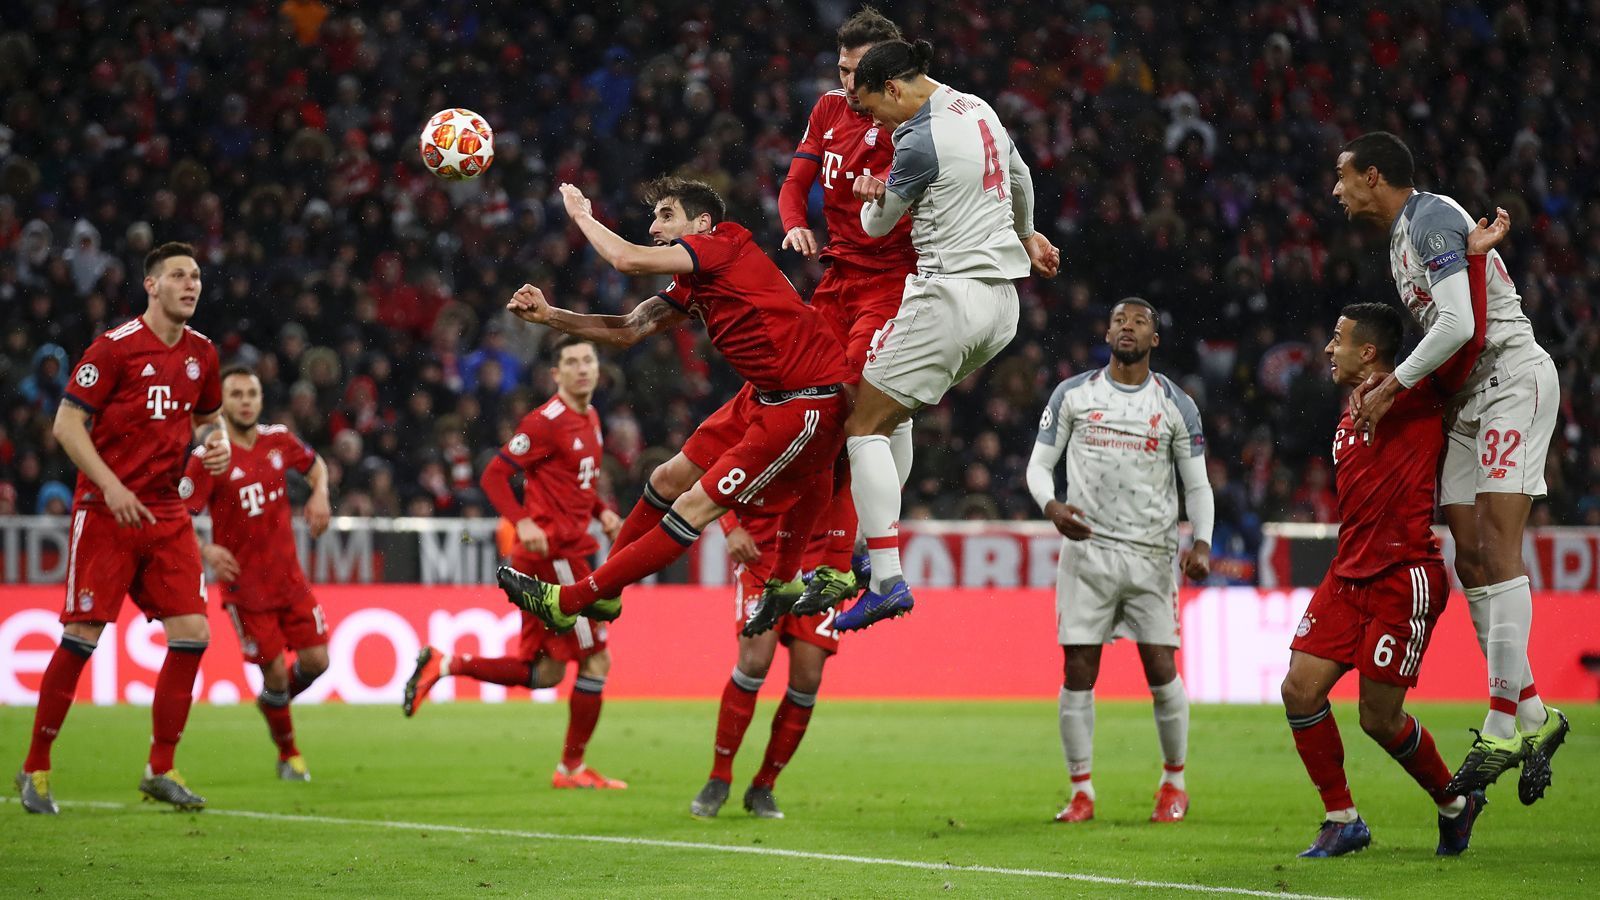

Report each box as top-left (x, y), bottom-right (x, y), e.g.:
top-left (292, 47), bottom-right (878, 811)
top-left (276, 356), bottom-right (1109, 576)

top-left (1056, 539), bottom-right (1180, 647)
top-left (1440, 354), bottom-right (1557, 505)
top-left (861, 274), bottom-right (1019, 409)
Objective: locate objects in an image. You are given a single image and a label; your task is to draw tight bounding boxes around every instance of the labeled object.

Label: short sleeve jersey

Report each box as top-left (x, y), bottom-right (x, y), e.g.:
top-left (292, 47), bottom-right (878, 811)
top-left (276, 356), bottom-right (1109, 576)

top-left (499, 395), bottom-right (607, 559)
top-left (792, 90), bottom-right (917, 272)
top-left (65, 317), bottom-right (222, 517)
top-left (659, 221), bottom-right (851, 392)
top-left (1389, 191), bottom-right (1548, 391)
top-left (1327, 389), bottom-right (1445, 579)
top-left (1034, 369), bottom-right (1206, 557)
top-left (884, 84), bottom-right (1032, 279)
top-left (183, 425), bottom-right (316, 609)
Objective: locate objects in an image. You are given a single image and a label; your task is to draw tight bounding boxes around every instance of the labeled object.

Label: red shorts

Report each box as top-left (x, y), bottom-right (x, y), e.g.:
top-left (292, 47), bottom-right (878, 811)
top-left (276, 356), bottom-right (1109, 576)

top-left (61, 507), bottom-right (206, 625)
top-left (811, 261), bottom-right (912, 375)
top-left (682, 385), bottom-right (847, 514)
top-left (1290, 562), bottom-right (1449, 687)
top-left (510, 554), bottom-right (608, 663)
top-left (223, 590), bottom-right (328, 666)
top-left (734, 564), bottom-right (839, 655)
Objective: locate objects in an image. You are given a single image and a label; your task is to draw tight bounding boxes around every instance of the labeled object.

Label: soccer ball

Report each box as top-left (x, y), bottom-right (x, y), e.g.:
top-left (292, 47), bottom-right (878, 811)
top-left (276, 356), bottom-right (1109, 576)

top-left (419, 108), bottom-right (495, 180)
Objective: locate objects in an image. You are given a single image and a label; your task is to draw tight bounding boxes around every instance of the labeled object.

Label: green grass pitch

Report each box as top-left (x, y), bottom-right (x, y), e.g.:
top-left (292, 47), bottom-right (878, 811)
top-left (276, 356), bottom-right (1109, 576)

top-left (2, 700), bottom-right (1594, 897)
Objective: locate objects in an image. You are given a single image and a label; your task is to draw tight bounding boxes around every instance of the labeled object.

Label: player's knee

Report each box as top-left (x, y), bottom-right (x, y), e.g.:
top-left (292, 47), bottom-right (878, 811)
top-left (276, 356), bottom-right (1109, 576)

top-left (163, 614), bottom-right (210, 645)
top-left (63, 621), bottom-right (106, 645)
top-left (532, 658), bottom-right (565, 690)
top-left (1357, 698), bottom-right (1404, 743)
top-left (297, 654), bottom-right (329, 680)
top-left (580, 651), bottom-right (611, 679)
top-left (1280, 673), bottom-right (1323, 715)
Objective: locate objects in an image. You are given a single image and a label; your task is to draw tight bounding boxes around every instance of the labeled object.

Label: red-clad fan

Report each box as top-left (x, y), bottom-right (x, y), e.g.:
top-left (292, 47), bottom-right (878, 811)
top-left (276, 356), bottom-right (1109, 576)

top-left (779, 6), bottom-right (917, 616)
top-left (403, 335), bottom-right (628, 790)
top-left (16, 242), bottom-right (228, 815)
top-left (689, 508), bottom-right (838, 820)
top-left (498, 177), bottom-right (849, 641)
top-left (183, 366), bottom-right (332, 783)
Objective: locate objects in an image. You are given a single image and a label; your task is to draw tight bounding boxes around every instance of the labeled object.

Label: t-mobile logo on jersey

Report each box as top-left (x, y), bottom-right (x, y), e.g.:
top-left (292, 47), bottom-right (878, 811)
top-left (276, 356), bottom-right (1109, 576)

top-left (578, 455), bottom-right (597, 489)
top-left (145, 384), bottom-right (176, 420)
top-left (821, 151), bottom-right (872, 190)
top-left (239, 482), bottom-right (267, 517)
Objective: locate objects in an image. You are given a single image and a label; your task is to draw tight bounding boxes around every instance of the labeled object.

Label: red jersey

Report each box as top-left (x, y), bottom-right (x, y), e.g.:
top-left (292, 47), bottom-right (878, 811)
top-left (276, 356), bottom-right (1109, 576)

top-left (493, 395), bottom-right (609, 558)
top-left (659, 221), bottom-right (851, 392)
top-left (785, 90), bottom-right (917, 271)
top-left (183, 425), bottom-right (317, 609)
top-left (1329, 388), bottom-right (1445, 579)
top-left (64, 317), bottom-right (222, 517)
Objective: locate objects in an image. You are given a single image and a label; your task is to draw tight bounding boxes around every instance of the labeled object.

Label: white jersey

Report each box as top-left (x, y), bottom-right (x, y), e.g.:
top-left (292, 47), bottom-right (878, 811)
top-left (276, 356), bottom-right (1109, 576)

top-left (870, 83), bottom-right (1034, 279)
top-left (1032, 368), bottom-right (1207, 557)
top-left (1389, 191), bottom-right (1548, 390)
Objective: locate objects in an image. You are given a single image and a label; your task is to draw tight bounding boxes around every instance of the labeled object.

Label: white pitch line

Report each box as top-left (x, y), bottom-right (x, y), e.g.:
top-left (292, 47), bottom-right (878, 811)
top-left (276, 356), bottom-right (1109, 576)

top-left (4, 799), bottom-right (1345, 899)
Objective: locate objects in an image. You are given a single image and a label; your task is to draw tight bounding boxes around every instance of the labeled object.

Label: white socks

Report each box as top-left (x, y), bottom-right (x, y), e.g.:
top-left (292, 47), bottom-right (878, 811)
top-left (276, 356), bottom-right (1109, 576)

top-left (1151, 676), bottom-right (1189, 790)
top-left (1059, 687), bottom-right (1095, 799)
top-left (1479, 577), bottom-right (1540, 738)
top-left (1465, 583), bottom-right (1546, 732)
top-left (847, 434), bottom-right (904, 593)
top-left (889, 419), bottom-right (914, 487)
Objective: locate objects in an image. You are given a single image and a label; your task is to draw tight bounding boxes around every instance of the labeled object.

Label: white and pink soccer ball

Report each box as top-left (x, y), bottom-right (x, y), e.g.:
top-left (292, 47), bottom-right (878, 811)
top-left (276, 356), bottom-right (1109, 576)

top-left (418, 108), bottom-right (495, 180)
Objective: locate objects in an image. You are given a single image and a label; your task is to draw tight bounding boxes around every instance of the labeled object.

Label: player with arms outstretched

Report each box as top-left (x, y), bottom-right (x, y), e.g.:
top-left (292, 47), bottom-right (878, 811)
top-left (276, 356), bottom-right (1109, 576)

top-left (16, 242), bottom-right (228, 814)
top-left (1027, 298), bottom-right (1213, 825)
top-left (496, 178), bottom-right (850, 641)
top-left (183, 366), bottom-right (332, 782)
top-left (832, 39), bottom-right (1060, 631)
top-left (690, 510), bottom-right (840, 820)
top-left (777, 5), bottom-right (915, 617)
top-left (1281, 301), bottom-right (1495, 858)
top-left (1333, 132), bottom-right (1568, 801)
top-left (404, 335), bottom-right (628, 790)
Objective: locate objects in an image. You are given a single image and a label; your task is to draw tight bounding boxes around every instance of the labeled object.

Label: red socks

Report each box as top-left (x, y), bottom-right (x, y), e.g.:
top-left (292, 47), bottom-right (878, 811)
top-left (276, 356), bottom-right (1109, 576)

top-left (149, 640), bottom-right (207, 775)
top-left (1382, 714), bottom-right (1456, 805)
top-left (608, 484), bottom-right (674, 557)
top-left (562, 675), bottom-right (606, 770)
top-left (1288, 703), bottom-right (1354, 814)
top-left (24, 635), bottom-right (96, 772)
top-left (560, 512), bottom-right (700, 614)
top-left (752, 689), bottom-right (817, 789)
top-left (710, 670), bottom-right (763, 782)
top-left (257, 690), bottom-right (299, 761)
top-left (452, 654), bottom-right (535, 687)
top-left (822, 458), bottom-right (857, 571)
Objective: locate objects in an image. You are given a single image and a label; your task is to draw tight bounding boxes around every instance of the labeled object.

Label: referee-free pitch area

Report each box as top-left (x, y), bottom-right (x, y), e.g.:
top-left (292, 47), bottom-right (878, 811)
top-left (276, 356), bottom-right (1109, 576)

top-left (2, 701), bottom-right (1594, 897)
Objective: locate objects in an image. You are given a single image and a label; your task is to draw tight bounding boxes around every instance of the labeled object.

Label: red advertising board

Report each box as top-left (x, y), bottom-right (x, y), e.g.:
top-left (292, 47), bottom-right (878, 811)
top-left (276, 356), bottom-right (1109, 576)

top-left (3, 585), bottom-right (1595, 705)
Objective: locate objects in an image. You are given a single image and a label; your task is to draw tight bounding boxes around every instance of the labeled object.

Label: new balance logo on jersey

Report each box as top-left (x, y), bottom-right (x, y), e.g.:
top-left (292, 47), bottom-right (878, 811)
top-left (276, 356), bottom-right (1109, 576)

top-left (145, 385), bottom-right (175, 419)
top-left (141, 363), bottom-right (156, 377)
top-left (239, 482), bottom-right (267, 517)
top-left (1487, 467), bottom-right (1508, 480)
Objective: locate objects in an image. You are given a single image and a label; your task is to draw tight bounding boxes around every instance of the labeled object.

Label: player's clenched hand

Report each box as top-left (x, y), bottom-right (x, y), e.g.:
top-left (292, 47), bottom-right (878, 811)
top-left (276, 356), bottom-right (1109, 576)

top-left (725, 526), bottom-right (761, 565)
top-left (599, 509), bottom-right (623, 542)
top-left (306, 491), bottom-right (332, 538)
top-left (1467, 207), bottom-right (1511, 255)
top-left (507, 284), bottom-right (553, 324)
top-left (1181, 541), bottom-right (1212, 582)
top-left (200, 428), bottom-right (231, 476)
top-left (782, 227), bottom-right (820, 259)
top-left (1045, 500), bottom-right (1093, 541)
top-left (104, 480), bottom-right (156, 528)
top-left (558, 183), bottom-right (593, 220)
top-left (853, 174), bottom-right (887, 203)
top-left (516, 517), bottom-right (549, 557)
top-left (1352, 371), bottom-right (1400, 434)
top-left (1024, 232), bottom-right (1061, 278)
top-left (201, 543), bottom-right (241, 582)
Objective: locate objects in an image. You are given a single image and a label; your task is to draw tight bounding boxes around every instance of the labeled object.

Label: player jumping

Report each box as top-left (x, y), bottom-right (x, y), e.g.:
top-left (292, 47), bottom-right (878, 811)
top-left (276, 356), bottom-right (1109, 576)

top-left (496, 178), bottom-right (849, 640)
top-left (831, 38), bottom-right (1060, 631)
top-left (1027, 298), bottom-right (1213, 825)
top-left (16, 242), bottom-right (227, 814)
top-left (183, 366), bottom-right (332, 782)
top-left (404, 335), bottom-right (629, 790)
top-left (1282, 301), bottom-right (1495, 858)
top-left (1334, 132), bottom-right (1568, 802)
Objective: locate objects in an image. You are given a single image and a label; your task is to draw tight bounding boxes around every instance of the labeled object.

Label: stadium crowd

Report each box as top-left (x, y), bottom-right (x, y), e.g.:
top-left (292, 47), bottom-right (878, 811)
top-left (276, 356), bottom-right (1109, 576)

top-left (3, 0), bottom-right (1599, 582)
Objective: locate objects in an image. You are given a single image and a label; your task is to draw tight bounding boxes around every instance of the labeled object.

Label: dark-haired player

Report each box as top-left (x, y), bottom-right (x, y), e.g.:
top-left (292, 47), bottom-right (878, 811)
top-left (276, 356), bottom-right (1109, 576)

top-left (183, 366), bottom-right (331, 782)
top-left (1334, 132), bottom-right (1568, 801)
top-left (404, 335), bottom-right (629, 790)
top-left (16, 242), bottom-right (226, 814)
top-left (778, 6), bottom-right (916, 616)
top-left (833, 38), bottom-right (1060, 631)
top-left (497, 178), bottom-right (849, 650)
top-left (1282, 299), bottom-right (1499, 858)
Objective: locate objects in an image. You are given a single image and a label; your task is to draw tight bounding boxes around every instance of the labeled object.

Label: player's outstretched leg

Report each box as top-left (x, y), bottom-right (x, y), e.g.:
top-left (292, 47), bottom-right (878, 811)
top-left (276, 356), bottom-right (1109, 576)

top-left (790, 567), bottom-right (859, 617)
top-left (742, 577), bottom-right (804, 637)
top-left (403, 646), bottom-right (444, 717)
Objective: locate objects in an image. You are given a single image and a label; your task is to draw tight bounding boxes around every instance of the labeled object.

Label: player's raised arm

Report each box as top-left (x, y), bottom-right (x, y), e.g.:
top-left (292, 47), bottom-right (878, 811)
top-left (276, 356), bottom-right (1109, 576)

top-left (506, 285), bottom-right (688, 349)
top-left (558, 183), bottom-right (696, 275)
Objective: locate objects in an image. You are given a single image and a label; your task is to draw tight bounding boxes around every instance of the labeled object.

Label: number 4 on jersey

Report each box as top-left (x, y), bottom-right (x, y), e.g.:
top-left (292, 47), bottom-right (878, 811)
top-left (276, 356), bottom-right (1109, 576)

top-left (978, 119), bottom-right (1007, 201)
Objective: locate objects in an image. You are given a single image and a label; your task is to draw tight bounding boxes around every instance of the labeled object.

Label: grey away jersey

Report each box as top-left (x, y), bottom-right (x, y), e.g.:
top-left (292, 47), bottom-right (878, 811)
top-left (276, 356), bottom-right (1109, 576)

top-left (1390, 191), bottom-right (1549, 390)
top-left (1034, 369), bottom-right (1206, 557)
top-left (884, 84), bottom-right (1032, 279)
